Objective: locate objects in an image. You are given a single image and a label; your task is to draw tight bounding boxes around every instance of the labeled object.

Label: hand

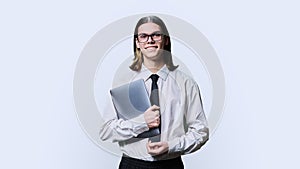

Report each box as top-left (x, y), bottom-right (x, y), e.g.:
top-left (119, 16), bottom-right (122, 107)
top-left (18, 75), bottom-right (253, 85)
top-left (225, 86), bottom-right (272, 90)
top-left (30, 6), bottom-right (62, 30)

top-left (146, 141), bottom-right (169, 156)
top-left (144, 105), bottom-right (160, 128)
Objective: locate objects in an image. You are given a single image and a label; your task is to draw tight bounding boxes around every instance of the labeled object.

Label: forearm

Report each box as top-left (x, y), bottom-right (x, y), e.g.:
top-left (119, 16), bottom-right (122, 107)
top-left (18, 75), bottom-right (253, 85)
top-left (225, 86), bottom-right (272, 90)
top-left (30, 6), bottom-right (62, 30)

top-left (99, 114), bottom-right (149, 142)
top-left (168, 82), bottom-right (209, 154)
top-left (168, 124), bottom-right (209, 154)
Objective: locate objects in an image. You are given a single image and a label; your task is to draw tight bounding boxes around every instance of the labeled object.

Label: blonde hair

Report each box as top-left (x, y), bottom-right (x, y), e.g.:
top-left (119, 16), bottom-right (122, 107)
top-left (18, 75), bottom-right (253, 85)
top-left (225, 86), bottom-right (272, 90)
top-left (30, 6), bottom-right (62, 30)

top-left (130, 16), bottom-right (178, 71)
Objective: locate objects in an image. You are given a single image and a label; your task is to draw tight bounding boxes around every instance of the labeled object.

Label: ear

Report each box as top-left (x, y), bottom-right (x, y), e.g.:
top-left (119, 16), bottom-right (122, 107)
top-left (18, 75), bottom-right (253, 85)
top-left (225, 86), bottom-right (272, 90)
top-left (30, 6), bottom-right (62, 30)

top-left (164, 37), bottom-right (169, 46)
top-left (135, 39), bottom-right (140, 49)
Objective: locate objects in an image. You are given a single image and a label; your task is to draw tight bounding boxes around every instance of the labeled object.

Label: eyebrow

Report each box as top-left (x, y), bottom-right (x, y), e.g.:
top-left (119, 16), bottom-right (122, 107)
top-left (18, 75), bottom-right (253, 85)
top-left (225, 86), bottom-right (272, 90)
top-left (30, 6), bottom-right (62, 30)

top-left (138, 31), bottom-right (162, 35)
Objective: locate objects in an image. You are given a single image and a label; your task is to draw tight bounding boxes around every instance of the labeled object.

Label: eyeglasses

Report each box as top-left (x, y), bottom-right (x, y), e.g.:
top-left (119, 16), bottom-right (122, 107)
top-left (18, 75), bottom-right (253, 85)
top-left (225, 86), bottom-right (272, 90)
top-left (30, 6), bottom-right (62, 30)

top-left (137, 33), bottom-right (163, 43)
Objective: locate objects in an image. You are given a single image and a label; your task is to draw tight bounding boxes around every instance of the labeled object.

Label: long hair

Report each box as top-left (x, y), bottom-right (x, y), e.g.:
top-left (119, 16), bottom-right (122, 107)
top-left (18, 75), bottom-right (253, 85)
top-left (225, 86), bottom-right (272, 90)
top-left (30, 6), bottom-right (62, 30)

top-left (129, 15), bottom-right (178, 71)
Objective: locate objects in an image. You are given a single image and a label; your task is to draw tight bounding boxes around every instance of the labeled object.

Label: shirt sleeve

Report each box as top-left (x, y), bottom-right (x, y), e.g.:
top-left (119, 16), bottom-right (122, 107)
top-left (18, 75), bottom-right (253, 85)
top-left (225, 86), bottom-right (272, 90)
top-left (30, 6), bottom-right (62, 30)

top-left (168, 82), bottom-right (209, 154)
top-left (99, 95), bottom-right (149, 142)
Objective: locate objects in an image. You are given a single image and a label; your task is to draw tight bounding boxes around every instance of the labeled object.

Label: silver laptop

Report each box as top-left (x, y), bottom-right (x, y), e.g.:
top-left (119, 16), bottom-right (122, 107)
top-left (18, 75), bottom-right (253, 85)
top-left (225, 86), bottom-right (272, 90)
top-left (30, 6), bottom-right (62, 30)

top-left (110, 79), bottom-right (160, 138)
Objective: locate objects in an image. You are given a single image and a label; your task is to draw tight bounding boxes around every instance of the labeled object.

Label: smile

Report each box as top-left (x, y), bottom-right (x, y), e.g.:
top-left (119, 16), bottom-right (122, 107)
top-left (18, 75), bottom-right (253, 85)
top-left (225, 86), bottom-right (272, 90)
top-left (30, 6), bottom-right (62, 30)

top-left (145, 46), bottom-right (158, 49)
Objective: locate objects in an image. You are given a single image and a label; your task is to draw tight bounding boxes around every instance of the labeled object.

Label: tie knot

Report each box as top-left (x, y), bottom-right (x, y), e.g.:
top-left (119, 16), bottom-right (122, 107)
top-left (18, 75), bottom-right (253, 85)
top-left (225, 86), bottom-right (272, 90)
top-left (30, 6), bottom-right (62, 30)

top-left (150, 74), bottom-right (159, 83)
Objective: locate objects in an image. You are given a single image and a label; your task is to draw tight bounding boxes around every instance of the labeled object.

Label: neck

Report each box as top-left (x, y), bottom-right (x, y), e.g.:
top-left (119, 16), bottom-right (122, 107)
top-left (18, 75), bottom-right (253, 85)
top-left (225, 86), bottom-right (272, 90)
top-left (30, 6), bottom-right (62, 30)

top-left (143, 58), bottom-right (165, 73)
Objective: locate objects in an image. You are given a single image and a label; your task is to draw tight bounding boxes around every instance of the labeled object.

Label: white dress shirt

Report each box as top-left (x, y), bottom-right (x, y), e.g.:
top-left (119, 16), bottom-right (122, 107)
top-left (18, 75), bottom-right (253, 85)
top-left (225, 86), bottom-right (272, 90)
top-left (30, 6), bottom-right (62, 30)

top-left (99, 64), bottom-right (209, 161)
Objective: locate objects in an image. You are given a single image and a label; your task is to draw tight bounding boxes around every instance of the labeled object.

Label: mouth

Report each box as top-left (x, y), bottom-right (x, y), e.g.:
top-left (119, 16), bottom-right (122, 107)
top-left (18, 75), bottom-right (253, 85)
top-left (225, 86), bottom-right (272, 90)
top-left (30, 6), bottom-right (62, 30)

top-left (145, 46), bottom-right (158, 49)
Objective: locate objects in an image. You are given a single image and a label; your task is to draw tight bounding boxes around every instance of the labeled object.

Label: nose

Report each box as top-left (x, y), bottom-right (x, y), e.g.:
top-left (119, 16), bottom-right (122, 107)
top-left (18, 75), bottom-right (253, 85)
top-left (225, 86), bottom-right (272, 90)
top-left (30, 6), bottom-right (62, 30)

top-left (147, 35), bottom-right (155, 43)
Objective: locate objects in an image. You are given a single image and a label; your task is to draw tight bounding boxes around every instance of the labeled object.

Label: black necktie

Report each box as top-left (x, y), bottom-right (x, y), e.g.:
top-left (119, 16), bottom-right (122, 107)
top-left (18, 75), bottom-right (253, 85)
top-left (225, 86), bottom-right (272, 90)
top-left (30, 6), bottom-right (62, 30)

top-left (149, 74), bottom-right (161, 142)
top-left (150, 74), bottom-right (159, 106)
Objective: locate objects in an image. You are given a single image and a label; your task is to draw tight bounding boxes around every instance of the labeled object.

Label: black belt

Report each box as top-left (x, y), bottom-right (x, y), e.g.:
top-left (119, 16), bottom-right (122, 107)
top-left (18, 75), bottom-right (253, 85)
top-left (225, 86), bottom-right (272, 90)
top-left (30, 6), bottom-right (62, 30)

top-left (119, 155), bottom-right (184, 169)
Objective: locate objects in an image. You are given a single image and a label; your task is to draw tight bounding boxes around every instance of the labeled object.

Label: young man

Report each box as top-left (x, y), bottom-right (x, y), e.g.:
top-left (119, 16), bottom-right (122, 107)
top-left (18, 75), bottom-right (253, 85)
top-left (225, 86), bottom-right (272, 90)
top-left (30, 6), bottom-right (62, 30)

top-left (99, 15), bottom-right (209, 169)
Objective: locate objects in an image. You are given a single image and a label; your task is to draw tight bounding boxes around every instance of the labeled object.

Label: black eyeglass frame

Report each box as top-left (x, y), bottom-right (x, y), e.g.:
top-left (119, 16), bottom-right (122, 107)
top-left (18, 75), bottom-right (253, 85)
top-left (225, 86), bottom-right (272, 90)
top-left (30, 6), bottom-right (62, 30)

top-left (136, 32), bottom-right (164, 43)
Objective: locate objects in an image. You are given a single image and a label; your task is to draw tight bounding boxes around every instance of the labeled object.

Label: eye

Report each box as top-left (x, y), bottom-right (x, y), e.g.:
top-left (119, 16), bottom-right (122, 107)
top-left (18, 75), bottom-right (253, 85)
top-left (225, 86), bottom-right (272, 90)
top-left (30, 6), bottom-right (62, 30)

top-left (151, 33), bottom-right (162, 41)
top-left (153, 33), bottom-right (161, 37)
top-left (138, 34), bottom-right (147, 39)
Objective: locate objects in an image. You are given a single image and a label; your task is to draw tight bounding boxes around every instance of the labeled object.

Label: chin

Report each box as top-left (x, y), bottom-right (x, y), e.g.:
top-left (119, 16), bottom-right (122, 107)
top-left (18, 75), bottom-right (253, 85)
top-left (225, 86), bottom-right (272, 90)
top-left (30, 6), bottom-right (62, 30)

top-left (144, 50), bottom-right (163, 58)
top-left (144, 53), bottom-right (162, 60)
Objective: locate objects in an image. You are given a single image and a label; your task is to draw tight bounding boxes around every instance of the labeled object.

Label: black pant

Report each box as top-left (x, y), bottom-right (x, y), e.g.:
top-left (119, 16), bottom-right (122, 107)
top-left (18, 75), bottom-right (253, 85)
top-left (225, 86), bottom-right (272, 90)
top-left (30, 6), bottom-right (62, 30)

top-left (119, 156), bottom-right (184, 169)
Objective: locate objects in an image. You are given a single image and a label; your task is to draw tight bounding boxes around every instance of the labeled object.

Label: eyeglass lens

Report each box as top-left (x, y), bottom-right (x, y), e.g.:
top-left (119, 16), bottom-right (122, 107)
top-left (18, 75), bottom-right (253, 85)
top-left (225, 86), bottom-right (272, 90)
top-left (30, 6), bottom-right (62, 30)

top-left (137, 33), bottom-right (162, 42)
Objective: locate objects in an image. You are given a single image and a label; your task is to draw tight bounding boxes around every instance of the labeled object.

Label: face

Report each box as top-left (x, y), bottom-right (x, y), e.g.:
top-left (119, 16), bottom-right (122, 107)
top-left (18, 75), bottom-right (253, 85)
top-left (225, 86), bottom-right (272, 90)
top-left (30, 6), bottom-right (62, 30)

top-left (136, 22), bottom-right (167, 61)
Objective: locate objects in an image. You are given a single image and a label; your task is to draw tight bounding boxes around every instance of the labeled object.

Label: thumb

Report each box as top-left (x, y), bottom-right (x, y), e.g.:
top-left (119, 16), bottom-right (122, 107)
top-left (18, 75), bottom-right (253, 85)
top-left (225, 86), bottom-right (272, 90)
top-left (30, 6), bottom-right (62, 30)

top-left (151, 105), bottom-right (160, 110)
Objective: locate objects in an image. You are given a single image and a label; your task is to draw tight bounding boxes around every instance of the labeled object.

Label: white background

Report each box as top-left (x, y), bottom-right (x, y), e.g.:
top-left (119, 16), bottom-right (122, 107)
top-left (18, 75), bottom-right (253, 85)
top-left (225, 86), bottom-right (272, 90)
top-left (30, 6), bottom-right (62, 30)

top-left (1, 0), bottom-right (299, 169)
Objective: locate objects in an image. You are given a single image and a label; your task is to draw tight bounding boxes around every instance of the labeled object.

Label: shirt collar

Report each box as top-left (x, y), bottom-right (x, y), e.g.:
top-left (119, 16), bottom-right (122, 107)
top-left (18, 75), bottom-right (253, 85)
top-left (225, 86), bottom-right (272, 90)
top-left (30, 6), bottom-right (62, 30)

top-left (140, 64), bottom-right (169, 81)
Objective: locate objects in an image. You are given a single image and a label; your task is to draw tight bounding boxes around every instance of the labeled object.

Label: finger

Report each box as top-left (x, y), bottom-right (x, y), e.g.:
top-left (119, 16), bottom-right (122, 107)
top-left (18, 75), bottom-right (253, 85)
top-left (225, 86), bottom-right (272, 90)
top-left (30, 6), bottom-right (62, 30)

top-left (151, 105), bottom-right (160, 111)
top-left (148, 147), bottom-right (163, 155)
top-left (147, 143), bottom-right (156, 149)
top-left (148, 146), bottom-right (158, 153)
top-left (148, 142), bottom-right (162, 148)
top-left (149, 122), bottom-right (159, 128)
top-left (151, 111), bottom-right (159, 117)
top-left (154, 110), bottom-right (160, 116)
top-left (147, 141), bottom-right (160, 154)
top-left (148, 150), bottom-right (158, 155)
top-left (151, 111), bottom-right (160, 118)
top-left (151, 121), bottom-right (159, 127)
top-left (146, 106), bottom-right (157, 112)
top-left (152, 119), bottom-right (159, 126)
top-left (146, 141), bottom-right (151, 152)
top-left (150, 117), bottom-right (159, 123)
top-left (152, 120), bottom-right (160, 127)
top-left (147, 145), bottom-right (151, 153)
top-left (157, 119), bottom-right (160, 125)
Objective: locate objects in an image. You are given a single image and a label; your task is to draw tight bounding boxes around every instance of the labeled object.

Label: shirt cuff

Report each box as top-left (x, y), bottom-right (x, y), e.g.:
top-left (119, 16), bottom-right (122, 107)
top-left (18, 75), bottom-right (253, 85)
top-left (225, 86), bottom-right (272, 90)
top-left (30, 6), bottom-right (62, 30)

top-left (128, 114), bottom-right (149, 136)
